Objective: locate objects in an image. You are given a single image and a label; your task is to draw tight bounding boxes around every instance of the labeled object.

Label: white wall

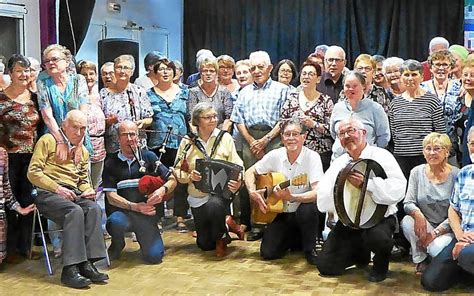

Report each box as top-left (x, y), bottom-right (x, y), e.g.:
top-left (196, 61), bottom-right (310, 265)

top-left (6, 0), bottom-right (41, 59)
top-left (76, 0), bottom-right (183, 76)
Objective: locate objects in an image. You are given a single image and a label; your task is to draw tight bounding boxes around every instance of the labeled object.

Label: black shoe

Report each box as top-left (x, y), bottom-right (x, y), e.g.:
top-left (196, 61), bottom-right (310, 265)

top-left (61, 265), bottom-right (92, 288)
top-left (390, 245), bottom-right (408, 261)
top-left (108, 240), bottom-right (125, 261)
top-left (304, 250), bottom-right (318, 265)
top-left (368, 269), bottom-right (387, 282)
top-left (246, 229), bottom-right (263, 241)
top-left (78, 261), bottom-right (109, 283)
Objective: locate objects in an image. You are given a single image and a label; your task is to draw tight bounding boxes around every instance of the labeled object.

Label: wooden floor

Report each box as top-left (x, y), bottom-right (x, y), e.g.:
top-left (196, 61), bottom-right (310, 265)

top-left (1, 227), bottom-right (473, 295)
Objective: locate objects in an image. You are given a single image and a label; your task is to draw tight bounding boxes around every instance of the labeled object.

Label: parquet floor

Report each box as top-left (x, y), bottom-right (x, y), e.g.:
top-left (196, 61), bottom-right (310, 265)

top-left (1, 226), bottom-right (473, 295)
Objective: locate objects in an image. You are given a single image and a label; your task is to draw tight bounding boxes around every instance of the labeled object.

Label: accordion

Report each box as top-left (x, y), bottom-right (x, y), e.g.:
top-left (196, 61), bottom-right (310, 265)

top-left (194, 158), bottom-right (243, 200)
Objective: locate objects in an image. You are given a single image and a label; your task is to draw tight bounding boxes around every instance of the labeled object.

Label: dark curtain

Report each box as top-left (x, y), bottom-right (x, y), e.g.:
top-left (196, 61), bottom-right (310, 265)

top-left (59, 0), bottom-right (96, 55)
top-left (39, 0), bottom-right (57, 51)
top-left (183, 0), bottom-right (464, 76)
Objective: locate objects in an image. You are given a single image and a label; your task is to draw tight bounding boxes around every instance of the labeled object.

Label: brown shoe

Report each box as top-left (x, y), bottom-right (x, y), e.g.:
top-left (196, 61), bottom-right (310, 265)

top-left (215, 238), bottom-right (228, 257)
top-left (225, 215), bottom-right (244, 240)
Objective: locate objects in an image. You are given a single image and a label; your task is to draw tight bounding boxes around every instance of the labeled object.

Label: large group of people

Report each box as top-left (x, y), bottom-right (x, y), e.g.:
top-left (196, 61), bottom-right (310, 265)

top-left (0, 36), bottom-right (473, 291)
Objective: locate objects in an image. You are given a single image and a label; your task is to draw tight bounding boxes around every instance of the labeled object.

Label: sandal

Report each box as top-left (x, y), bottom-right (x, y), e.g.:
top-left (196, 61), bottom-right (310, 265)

top-left (415, 259), bottom-right (429, 275)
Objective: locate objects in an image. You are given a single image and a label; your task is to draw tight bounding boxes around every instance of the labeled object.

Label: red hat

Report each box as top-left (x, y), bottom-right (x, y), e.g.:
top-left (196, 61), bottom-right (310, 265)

top-left (138, 175), bottom-right (165, 195)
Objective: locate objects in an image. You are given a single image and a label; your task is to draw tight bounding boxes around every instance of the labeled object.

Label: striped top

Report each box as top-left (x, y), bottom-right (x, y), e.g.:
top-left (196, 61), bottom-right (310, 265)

top-left (388, 92), bottom-right (446, 156)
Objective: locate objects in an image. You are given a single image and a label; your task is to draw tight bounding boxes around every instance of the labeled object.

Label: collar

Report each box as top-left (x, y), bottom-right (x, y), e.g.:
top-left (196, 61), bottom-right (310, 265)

top-left (252, 78), bottom-right (272, 90)
top-left (117, 151), bottom-right (135, 163)
top-left (198, 128), bottom-right (220, 143)
top-left (322, 72), bottom-right (344, 84)
top-left (284, 146), bottom-right (306, 165)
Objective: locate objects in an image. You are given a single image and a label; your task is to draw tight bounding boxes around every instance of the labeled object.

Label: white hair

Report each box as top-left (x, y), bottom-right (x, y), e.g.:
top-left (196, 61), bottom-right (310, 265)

top-left (195, 51), bottom-right (215, 69)
top-left (326, 45), bottom-right (346, 60)
top-left (28, 57), bottom-right (41, 71)
top-left (335, 117), bottom-right (365, 133)
top-left (382, 57), bottom-right (404, 73)
top-left (196, 49), bottom-right (213, 59)
top-left (468, 126), bottom-right (474, 142)
top-left (429, 37), bottom-right (449, 54)
top-left (249, 51), bottom-right (271, 66)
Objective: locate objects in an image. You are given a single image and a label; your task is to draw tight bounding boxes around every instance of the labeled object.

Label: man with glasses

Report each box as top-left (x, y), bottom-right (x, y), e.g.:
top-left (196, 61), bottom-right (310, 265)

top-left (231, 50), bottom-right (289, 241)
top-left (245, 118), bottom-right (323, 265)
top-left (317, 45), bottom-right (347, 104)
top-left (100, 62), bottom-right (116, 89)
top-left (316, 117), bottom-right (406, 282)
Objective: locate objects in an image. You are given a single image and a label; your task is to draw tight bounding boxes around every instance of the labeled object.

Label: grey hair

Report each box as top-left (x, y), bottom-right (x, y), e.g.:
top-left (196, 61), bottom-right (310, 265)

top-left (429, 37), bottom-right (449, 54)
top-left (326, 45), bottom-right (346, 60)
top-left (280, 117), bottom-right (307, 135)
top-left (100, 61), bottom-right (114, 73)
top-left (196, 54), bottom-right (216, 70)
top-left (382, 57), bottom-right (404, 73)
top-left (235, 59), bottom-right (251, 69)
top-left (335, 117), bottom-right (366, 133)
top-left (195, 50), bottom-right (214, 68)
top-left (249, 51), bottom-right (271, 66)
top-left (399, 59), bottom-right (423, 75)
top-left (342, 70), bottom-right (367, 87)
top-left (114, 54), bottom-right (135, 72)
top-left (28, 57), bottom-right (41, 71)
top-left (191, 102), bottom-right (215, 127)
top-left (468, 126), bottom-right (474, 142)
top-left (173, 60), bottom-right (184, 72)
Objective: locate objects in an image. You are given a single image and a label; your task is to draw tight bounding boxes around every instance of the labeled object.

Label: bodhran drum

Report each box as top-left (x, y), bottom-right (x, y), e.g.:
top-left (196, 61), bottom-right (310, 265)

top-left (195, 159), bottom-right (243, 200)
top-left (334, 159), bottom-right (387, 229)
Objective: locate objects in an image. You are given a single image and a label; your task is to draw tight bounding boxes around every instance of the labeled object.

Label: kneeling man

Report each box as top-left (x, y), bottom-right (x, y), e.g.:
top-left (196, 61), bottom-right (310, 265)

top-left (316, 118), bottom-right (406, 282)
top-left (245, 118), bottom-right (324, 264)
top-left (28, 110), bottom-right (108, 288)
top-left (103, 121), bottom-right (177, 264)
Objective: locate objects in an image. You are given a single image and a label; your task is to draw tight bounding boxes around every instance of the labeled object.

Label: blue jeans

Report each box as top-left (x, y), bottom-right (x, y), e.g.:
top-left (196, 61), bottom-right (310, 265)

top-left (106, 210), bottom-right (164, 264)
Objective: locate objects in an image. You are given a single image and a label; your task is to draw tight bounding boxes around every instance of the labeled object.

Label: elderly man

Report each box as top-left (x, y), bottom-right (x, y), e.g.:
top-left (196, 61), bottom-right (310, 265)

top-left (422, 37), bottom-right (449, 81)
top-left (231, 50), bottom-right (289, 241)
top-left (316, 118), bottom-right (406, 282)
top-left (103, 121), bottom-right (177, 264)
top-left (421, 127), bottom-right (474, 292)
top-left (245, 118), bottom-right (323, 265)
top-left (27, 110), bottom-right (108, 289)
top-left (100, 62), bottom-right (116, 90)
top-left (317, 45), bottom-right (346, 104)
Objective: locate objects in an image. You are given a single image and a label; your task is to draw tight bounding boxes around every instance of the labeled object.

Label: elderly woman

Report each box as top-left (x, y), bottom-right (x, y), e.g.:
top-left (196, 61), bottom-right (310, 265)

top-left (273, 59), bottom-right (298, 90)
top-left (421, 50), bottom-right (462, 165)
top-left (449, 45), bottom-right (469, 81)
top-left (389, 59), bottom-right (446, 179)
top-left (147, 58), bottom-right (189, 232)
top-left (307, 52), bottom-right (325, 73)
top-left (0, 54), bottom-right (41, 259)
top-left (174, 102), bottom-right (243, 257)
top-left (0, 147), bottom-right (35, 264)
top-left (217, 55), bottom-right (239, 95)
top-left (187, 56), bottom-right (233, 132)
top-left (401, 133), bottom-right (457, 275)
top-left (383, 57), bottom-right (405, 100)
top-left (330, 71), bottom-right (390, 160)
top-left (281, 60), bottom-right (334, 170)
top-left (461, 60), bottom-right (474, 166)
top-left (372, 55), bottom-right (389, 89)
top-left (27, 57), bottom-right (41, 93)
top-left (172, 60), bottom-right (187, 88)
top-left (100, 54), bottom-right (153, 154)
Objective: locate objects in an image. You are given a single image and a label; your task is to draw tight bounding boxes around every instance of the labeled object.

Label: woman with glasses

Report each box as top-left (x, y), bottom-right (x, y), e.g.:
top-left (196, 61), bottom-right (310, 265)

top-left (401, 133), bottom-right (457, 275)
top-left (100, 54), bottom-right (153, 155)
top-left (461, 60), bottom-right (474, 166)
top-left (173, 103), bottom-right (243, 257)
top-left (330, 71), bottom-right (390, 160)
top-left (281, 60), bottom-right (333, 171)
top-left (0, 54), bottom-right (40, 260)
top-left (273, 59), bottom-right (298, 90)
top-left (383, 57), bottom-right (406, 100)
top-left (147, 58), bottom-right (189, 232)
top-left (187, 56), bottom-right (233, 132)
top-left (217, 55), bottom-right (239, 95)
top-left (421, 50), bottom-right (463, 165)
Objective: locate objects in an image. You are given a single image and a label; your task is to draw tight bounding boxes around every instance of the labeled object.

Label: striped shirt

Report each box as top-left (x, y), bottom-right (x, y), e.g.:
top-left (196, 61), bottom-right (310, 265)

top-left (450, 165), bottom-right (474, 232)
top-left (388, 92), bottom-right (446, 156)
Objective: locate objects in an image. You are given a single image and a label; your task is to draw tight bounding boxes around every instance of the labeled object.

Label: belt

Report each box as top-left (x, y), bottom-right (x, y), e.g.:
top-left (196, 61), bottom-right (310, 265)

top-left (249, 124), bottom-right (272, 131)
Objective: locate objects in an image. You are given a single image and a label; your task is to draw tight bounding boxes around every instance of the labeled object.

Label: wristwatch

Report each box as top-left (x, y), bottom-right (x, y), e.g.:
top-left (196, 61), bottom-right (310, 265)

top-left (433, 228), bottom-right (441, 237)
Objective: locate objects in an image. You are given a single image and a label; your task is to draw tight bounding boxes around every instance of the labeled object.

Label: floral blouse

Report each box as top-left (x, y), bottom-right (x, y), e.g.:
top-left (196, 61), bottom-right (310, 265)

top-left (281, 91), bottom-right (334, 154)
top-left (100, 83), bottom-right (153, 153)
top-left (187, 84), bottom-right (233, 127)
top-left (0, 92), bottom-right (41, 153)
top-left (147, 86), bottom-right (189, 150)
top-left (87, 102), bottom-right (106, 162)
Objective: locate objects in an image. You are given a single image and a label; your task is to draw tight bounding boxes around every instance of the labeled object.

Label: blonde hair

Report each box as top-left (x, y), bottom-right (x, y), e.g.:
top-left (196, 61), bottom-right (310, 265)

top-left (354, 54), bottom-right (376, 69)
top-left (422, 132), bottom-right (452, 151)
top-left (199, 56), bottom-right (218, 72)
top-left (217, 55), bottom-right (235, 68)
top-left (77, 60), bottom-right (97, 74)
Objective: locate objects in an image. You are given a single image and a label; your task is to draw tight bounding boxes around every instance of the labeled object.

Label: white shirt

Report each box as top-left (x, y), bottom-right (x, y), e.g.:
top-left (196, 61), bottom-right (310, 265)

top-left (134, 75), bottom-right (154, 90)
top-left (254, 146), bottom-right (323, 213)
top-left (317, 145), bottom-right (406, 218)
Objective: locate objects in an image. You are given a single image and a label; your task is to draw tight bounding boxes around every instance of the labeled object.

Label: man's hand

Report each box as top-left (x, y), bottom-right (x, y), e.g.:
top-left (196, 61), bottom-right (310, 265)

top-left (190, 170), bottom-right (202, 182)
top-left (273, 185), bottom-right (292, 201)
top-left (16, 204), bottom-right (35, 216)
top-left (147, 187), bottom-right (166, 206)
top-left (458, 231), bottom-right (474, 243)
top-left (56, 186), bottom-right (77, 201)
top-left (347, 170), bottom-right (364, 188)
top-left (228, 179), bottom-right (241, 194)
top-left (250, 138), bottom-right (268, 156)
top-left (55, 143), bottom-right (69, 163)
top-left (80, 188), bottom-right (97, 200)
top-left (249, 189), bottom-right (268, 213)
top-left (134, 202), bottom-right (156, 216)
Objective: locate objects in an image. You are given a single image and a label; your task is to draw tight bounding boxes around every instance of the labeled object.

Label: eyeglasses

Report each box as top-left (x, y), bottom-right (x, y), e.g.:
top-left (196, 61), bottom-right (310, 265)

top-left (250, 64), bottom-right (267, 72)
top-left (278, 69), bottom-right (292, 74)
top-left (43, 57), bottom-right (64, 65)
top-left (355, 66), bottom-right (373, 72)
top-left (326, 58), bottom-right (344, 64)
top-left (282, 131), bottom-right (303, 138)
top-left (120, 132), bottom-right (138, 138)
top-left (199, 114), bottom-right (218, 120)
top-left (432, 63), bottom-right (450, 69)
top-left (301, 71), bottom-right (317, 77)
top-left (201, 69), bottom-right (216, 74)
top-left (423, 146), bottom-right (445, 153)
top-left (157, 67), bottom-right (173, 73)
top-left (337, 127), bottom-right (360, 139)
top-left (116, 65), bottom-right (132, 71)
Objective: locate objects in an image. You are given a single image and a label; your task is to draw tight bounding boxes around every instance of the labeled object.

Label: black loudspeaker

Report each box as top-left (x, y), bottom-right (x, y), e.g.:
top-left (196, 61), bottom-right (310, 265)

top-left (97, 38), bottom-right (139, 89)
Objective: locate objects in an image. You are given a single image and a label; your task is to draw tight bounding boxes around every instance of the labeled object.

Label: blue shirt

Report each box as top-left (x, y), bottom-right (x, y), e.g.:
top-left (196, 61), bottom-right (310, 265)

top-left (450, 165), bottom-right (474, 232)
top-left (230, 78), bottom-right (288, 127)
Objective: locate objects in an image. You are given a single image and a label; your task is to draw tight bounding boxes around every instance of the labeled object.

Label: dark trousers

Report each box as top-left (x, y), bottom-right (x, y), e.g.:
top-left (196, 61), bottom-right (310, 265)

top-left (35, 190), bottom-right (106, 266)
top-left (191, 196), bottom-right (229, 251)
top-left (6, 153), bottom-right (34, 255)
top-left (316, 216), bottom-right (396, 276)
top-left (421, 239), bottom-right (474, 292)
top-left (107, 210), bottom-right (164, 264)
top-left (260, 203), bottom-right (319, 260)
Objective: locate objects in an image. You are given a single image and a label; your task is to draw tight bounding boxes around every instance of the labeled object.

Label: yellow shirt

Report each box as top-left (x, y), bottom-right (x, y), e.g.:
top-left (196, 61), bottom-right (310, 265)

top-left (174, 128), bottom-right (243, 198)
top-left (27, 134), bottom-right (92, 193)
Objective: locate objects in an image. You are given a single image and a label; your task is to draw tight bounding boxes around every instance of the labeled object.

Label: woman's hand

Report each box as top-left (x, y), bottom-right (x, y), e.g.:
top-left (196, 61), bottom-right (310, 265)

top-left (228, 179), bottom-right (241, 194)
top-left (190, 170), bottom-right (202, 182)
top-left (414, 212), bottom-right (428, 242)
top-left (301, 116), bottom-right (316, 129)
top-left (105, 114), bottom-right (118, 126)
top-left (55, 143), bottom-right (69, 162)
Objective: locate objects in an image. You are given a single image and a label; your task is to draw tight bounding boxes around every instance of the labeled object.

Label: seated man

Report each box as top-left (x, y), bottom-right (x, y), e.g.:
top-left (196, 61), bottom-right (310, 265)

top-left (245, 118), bottom-right (324, 265)
top-left (316, 118), bottom-right (406, 282)
top-left (421, 127), bottom-right (474, 292)
top-left (103, 121), bottom-right (177, 264)
top-left (27, 110), bottom-right (108, 289)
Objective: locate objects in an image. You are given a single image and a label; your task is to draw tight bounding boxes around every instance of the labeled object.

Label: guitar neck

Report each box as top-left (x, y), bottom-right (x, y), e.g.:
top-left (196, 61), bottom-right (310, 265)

top-left (279, 179), bottom-right (291, 189)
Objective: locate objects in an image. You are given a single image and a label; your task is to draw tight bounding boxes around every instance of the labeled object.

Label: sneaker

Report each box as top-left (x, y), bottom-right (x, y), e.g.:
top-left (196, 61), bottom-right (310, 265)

top-left (158, 222), bottom-right (164, 234)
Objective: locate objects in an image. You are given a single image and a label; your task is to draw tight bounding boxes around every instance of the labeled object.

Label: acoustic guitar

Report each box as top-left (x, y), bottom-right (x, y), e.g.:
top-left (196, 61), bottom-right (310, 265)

top-left (252, 172), bottom-right (308, 224)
